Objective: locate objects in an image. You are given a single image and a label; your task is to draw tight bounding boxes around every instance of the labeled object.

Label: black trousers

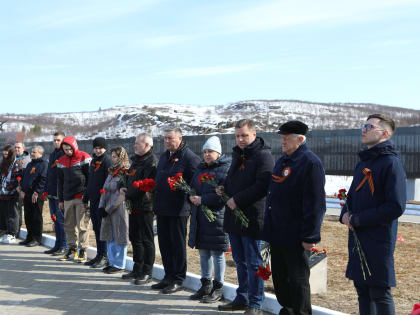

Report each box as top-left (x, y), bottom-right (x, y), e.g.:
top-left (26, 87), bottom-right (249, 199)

top-left (23, 194), bottom-right (44, 243)
top-left (90, 198), bottom-right (107, 257)
top-left (156, 215), bottom-right (188, 284)
top-left (0, 199), bottom-right (19, 236)
top-left (129, 211), bottom-right (155, 276)
top-left (271, 244), bottom-right (312, 315)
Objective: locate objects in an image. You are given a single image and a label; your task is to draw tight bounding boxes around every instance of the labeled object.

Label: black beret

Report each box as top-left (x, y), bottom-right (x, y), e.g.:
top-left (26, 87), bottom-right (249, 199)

top-left (278, 120), bottom-right (308, 135)
top-left (92, 137), bottom-right (107, 149)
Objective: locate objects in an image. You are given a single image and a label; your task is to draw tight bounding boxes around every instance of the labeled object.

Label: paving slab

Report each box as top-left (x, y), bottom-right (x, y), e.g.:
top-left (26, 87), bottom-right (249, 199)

top-left (0, 243), bottom-right (269, 315)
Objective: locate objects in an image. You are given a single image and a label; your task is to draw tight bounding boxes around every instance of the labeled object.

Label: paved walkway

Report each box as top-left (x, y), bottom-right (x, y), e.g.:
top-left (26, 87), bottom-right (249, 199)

top-left (0, 243), bottom-right (256, 315)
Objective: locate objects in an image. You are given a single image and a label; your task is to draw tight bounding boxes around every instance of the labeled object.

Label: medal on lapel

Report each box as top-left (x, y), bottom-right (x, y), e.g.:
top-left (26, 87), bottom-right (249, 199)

top-left (272, 167), bottom-right (292, 183)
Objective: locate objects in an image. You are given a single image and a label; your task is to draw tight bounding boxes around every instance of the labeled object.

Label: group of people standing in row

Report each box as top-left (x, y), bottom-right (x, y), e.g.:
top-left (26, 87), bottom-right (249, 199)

top-left (0, 114), bottom-right (406, 315)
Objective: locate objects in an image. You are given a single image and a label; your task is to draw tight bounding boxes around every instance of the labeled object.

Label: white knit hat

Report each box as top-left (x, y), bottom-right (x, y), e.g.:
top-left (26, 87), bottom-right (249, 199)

top-left (202, 136), bottom-right (222, 154)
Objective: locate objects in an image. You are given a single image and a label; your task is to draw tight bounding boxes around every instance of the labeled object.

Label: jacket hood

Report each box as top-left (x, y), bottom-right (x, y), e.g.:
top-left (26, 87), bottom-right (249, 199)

top-left (233, 137), bottom-right (270, 156)
top-left (61, 136), bottom-right (79, 155)
top-left (60, 137), bottom-right (79, 154)
top-left (359, 140), bottom-right (399, 161)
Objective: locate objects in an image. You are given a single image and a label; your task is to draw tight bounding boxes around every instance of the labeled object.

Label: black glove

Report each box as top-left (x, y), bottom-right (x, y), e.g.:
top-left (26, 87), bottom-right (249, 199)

top-left (99, 207), bottom-right (108, 218)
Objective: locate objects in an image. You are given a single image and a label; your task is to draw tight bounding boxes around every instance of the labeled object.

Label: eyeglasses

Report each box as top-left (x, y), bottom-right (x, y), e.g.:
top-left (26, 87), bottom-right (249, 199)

top-left (361, 124), bottom-right (384, 132)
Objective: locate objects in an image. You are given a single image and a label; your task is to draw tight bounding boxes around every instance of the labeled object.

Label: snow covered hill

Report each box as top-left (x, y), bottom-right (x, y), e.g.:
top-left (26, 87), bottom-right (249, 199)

top-left (1, 100), bottom-right (419, 141)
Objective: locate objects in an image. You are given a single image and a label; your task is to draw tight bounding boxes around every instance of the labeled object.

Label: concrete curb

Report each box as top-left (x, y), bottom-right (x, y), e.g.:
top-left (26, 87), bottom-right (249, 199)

top-left (19, 229), bottom-right (347, 315)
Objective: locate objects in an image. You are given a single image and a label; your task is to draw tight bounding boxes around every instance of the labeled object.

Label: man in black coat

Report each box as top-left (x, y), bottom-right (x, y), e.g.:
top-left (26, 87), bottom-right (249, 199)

top-left (44, 132), bottom-right (67, 255)
top-left (218, 119), bottom-right (274, 315)
top-left (152, 127), bottom-right (200, 294)
top-left (18, 145), bottom-right (48, 247)
top-left (120, 133), bottom-right (157, 285)
top-left (263, 121), bottom-right (326, 315)
top-left (340, 114), bottom-right (406, 315)
top-left (83, 137), bottom-right (111, 268)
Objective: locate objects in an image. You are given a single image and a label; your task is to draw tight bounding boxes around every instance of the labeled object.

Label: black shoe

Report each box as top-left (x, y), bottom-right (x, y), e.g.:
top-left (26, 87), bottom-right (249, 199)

top-left (91, 257), bottom-right (109, 269)
top-left (201, 280), bottom-right (224, 303)
top-left (151, 281), bottom-right (170, 290)
top-left (26, 241), bottom-right (40, 247)
top-left (161, 283), bottom-right (182, 294)
top-left (51, 248), bottom-right (67, 256)
top-left (122, 271), bottom-right (138, 280)
top-left (134, 274), bottom-right (152, 285)
top-left (44, 246), bottom-right (59, 254)
top-left (104, 266), bottom-right (124, 274)
top-left (190, 278), bottom-right (212, 300)
top-left (103, 266), bottom-right (112, 272)
top-left (84, 256), bottom-right (99, 266)
top-left (218, 301), bottom-right (248, 311)
top-left (19, 239), bottom-right (31, 246)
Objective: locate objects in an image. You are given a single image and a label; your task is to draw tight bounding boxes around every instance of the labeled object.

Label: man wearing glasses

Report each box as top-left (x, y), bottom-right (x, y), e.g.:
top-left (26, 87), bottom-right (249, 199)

top-left (340, 114), bottom-right (406, 315)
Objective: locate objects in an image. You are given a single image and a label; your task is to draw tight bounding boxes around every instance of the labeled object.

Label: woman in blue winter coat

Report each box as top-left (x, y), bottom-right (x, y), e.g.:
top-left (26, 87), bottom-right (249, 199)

top-left (188, 136), bottom-right (231, 303)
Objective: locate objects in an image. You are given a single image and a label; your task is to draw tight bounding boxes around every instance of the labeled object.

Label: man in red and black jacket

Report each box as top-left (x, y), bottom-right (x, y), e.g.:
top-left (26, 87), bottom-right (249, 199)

top-left (57, 136), bottom-right (92, 263)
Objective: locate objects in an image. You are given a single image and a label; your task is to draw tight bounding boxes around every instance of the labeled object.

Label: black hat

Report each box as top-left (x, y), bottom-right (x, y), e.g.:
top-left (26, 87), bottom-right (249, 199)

top-left (93, 137), bottom-right (107, 149)
top-left (278, 120), bottom-right (308, 135)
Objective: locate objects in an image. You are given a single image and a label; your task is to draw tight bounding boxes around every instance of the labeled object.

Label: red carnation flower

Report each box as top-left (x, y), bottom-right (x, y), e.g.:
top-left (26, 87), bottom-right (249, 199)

top-left (100, 188), bottom-right (106, 194)
top-left (41, 192), bottom-right (48, 201)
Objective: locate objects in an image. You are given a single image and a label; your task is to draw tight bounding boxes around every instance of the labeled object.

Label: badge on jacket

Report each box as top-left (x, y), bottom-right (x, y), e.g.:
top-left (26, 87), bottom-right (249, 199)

top-left (272, 167), bottom-right (292, 183)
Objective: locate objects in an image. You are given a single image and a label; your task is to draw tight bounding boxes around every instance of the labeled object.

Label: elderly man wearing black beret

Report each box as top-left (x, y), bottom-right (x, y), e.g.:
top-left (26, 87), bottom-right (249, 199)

top-left (263, 121), bottom-right (326, 315)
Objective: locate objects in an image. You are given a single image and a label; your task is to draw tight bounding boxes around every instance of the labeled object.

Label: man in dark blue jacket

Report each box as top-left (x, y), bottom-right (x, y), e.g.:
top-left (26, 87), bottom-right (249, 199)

top-left (83, 137), bottom-right (111, 268)
top-left (340, 114), bottom-right (406, 315)
top-left (44, 132), bottom-right (67, 255)
top-left (18, 145), bottom-right (48, 247)
top-left (218, 119), bottom-right (274, 315)
top-left (152, 127), bottom-right (200, 294)
top-left (263, 121), bottom-right (326, 315)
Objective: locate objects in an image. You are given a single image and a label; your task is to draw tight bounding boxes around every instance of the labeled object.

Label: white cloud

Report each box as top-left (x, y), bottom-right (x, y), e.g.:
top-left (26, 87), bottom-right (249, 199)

top-left (219, 0), bottom-right (420, 33)
top-left (156, 63), bottom-right (263, 78)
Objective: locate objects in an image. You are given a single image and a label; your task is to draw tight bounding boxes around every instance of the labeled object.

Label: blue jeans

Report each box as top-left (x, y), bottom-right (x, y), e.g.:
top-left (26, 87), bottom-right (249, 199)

top-left (107, 240), bottom-right (127, 269)
top-left (198, 249), bottom-right (226, 283)
top-left (354, 282), bottom-right (395, 315)
top-left (229, 234), bottom-right (265, 309)
top-left (49, 199), bottom-right (67, 249)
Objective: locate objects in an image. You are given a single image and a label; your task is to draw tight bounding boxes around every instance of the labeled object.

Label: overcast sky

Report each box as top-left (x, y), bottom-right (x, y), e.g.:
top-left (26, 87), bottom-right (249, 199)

top-left (1, 0), bottom-right (419, 114)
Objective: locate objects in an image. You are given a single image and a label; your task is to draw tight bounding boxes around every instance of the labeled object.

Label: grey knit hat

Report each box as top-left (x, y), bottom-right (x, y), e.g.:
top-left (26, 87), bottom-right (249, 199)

top-left (202, 136), bottom-right (222, 154)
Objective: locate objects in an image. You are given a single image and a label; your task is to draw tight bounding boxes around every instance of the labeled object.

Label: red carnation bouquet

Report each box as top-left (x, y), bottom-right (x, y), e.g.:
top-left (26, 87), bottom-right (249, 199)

top-left (132, 178), bottom-right (156, 192)
top-left (197, 172), bottom-right (249, 228)
top-left (167, 173), bottom-right (216, 222)
top-left (255, 242), bottom-right (272, 280)
top-left (336, 188), bottom-right (371, 280)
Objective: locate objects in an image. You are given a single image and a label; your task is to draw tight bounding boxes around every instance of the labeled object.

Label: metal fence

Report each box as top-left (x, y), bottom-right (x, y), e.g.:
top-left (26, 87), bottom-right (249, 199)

top-left (2, 126), bottom-right (420, 177)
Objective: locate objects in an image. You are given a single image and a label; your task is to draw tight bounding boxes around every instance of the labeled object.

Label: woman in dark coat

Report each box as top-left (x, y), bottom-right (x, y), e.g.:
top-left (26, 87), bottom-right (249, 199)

top-left (0, 145), bottom-right (20, 244)
top-left (188, 136), bottom-right (230, 303)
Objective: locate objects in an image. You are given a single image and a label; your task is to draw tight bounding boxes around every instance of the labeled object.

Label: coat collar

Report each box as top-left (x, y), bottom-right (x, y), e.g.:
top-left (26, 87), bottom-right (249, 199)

top-left (358, 140), bottom-right (398, 161)
top-left (282, 143), bottom-right (308, 162)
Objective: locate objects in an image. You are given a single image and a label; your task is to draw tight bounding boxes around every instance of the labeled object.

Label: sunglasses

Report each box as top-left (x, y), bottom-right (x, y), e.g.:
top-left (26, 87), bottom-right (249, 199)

top-left (361, 124), bottom-right (384, 132)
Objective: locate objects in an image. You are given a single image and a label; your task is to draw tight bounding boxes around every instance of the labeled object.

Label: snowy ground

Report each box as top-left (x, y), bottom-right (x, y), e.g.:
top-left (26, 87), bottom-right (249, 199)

top-left (325, 175), bottom-right (353, 196)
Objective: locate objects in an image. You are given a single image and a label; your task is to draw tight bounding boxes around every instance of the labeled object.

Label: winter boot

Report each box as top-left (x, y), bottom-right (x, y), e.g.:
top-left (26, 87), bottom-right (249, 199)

top-left (201, 280), bottom-right (224, 303)
top-left (189, 278), bottom-right (212, 300)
